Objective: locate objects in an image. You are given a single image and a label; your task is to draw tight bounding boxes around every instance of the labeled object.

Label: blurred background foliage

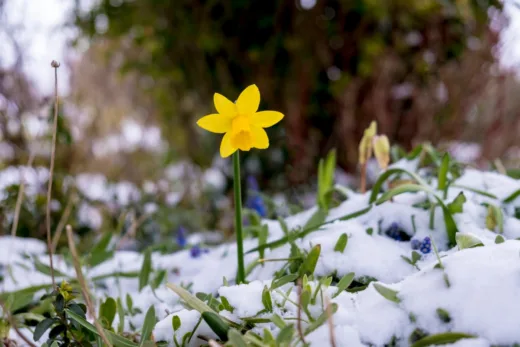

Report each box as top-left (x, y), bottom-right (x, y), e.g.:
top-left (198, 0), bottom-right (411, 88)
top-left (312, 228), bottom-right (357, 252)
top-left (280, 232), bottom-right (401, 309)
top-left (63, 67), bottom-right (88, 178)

top-left (71, 0), bottom-right (506, 186)
top-left (2, 0), bottom-right (520, 248)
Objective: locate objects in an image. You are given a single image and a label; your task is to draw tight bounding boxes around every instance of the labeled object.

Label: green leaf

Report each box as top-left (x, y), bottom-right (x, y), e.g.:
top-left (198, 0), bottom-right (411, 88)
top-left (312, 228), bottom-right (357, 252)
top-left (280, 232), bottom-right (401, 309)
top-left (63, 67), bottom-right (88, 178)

top-left (303, 208), bottom-right (328, 231)
top-left (34, 318), bottom-right (56, 341)
top-left (139, 249), bottom-right (152, 291)
top-left (486, 205), bottom-right (503, 233)
top-left (201, 311), bottom-right (230, 341)
top-left (373, 283), bottom-right (400, 303)
top-left (126, 294), bottom-right (133, 313)
top-left (261, 286), bottom-right (273, 312)
top-left (88, 251), bottom-right (115, 269)
top-left (117, 298), bottom-right (125, 333)
top-left (99, 297), bottom-right (117, 329)
top-left (65, 308), bottom-right (139, 346)
top-left (447, 192), bottom-right (466, 214)
top-left (48, 325), bottom-right (66, 339)
top-left (332, 272), bottom-right (355, 298)
top-left (276, 324), bottom-right (294, 344)
top-left (166, 283), bottom-right (213, 313)
top-left (220, 296), bottom-right (234, 313)
top-left (411, 251), bottom-right (421, 264)
top-left (455, 234), bottom-right (484, 249)
top-left (7, 292), bottom-right (34, 312)
top-left (140, 306), bottom-right (156, 345)
top-left (33, 258), bottom-right (68, 278)
top-left (304, 303), bottom-right (338, 335)
top-left (437, 153), bottom-right (450, 192)
top-left (172, 315), bottom-right (181, 331)
top-left (410, 332), bottom-right (476, 347)
top-left (54, 294), bottom-right (65, 313)
top-left (271, 274), bottom-right (298, 290)
top-left (151, 270), bottom-right (167, 290)
top-left (258, 224), bottom-right (268, 261)
top-left (503, 189), bottom-right (520, 204)
top-left (369, 168), bottom-right (429, 204)
top-left (227, 328), bottom-right (247, 347)
top-left (436, 308), bottom-right (451, 323)
top-left (451, 184), bottom-right (497, 199)
top-left (334, 233), bottom-right (348, 253)
top-left (495, 235), bottom-right (505, 244)
top-left (270, 314), bottom-right (286, 329)
top-left (302, 288), bottom-right (312, 313)
top-left (299, 244), bottom-right (321, 277)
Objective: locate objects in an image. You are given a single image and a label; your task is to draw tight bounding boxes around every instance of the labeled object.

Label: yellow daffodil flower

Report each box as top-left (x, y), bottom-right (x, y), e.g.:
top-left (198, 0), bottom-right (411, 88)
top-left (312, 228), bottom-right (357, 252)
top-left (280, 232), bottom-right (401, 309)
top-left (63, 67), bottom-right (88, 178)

top-left (197, 84), bottom-right (284, 158)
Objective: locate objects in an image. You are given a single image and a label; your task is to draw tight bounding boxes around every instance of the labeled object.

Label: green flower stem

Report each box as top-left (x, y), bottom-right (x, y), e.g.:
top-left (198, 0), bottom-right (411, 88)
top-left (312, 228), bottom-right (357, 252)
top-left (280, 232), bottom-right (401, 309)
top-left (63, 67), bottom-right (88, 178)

top-left (233, 151), bottom-right (246, 284)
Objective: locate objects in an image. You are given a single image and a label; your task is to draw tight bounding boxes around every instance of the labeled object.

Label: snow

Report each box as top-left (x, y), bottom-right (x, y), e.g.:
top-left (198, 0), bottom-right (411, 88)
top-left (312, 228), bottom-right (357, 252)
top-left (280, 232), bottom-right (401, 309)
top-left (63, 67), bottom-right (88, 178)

top-left (3, 164), bottom-right (520, 346)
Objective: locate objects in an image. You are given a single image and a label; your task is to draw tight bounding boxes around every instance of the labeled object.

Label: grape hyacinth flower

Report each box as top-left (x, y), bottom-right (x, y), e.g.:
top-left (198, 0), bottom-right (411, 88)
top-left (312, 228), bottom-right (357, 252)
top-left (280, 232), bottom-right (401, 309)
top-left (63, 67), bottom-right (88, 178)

top-left (385, 222), bottom-right (409, 241)
top-left (245, 175), bottom-right (267, 218)
top-left (176, 226), bottom-right (187, 248)
top-left (411, 239), bottom-right (421, 250)
top-left (420, 237), bottom-right (431, 254)
top-left (190, 244), bottom-right (210, 258)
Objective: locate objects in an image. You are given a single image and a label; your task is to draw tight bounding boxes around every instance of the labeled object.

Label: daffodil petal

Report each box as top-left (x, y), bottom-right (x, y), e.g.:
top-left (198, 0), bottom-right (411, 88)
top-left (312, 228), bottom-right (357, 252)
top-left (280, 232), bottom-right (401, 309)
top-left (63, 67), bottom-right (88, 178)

top-left (197, 114), bottom-right (232, 133)
top-left (220, 132), bottom-right (237, 158)
top-left (251, 126), bottom-right (269, 149)
top-left (250, 111), bottom-right (284, 128)
top-left (214, 93), bottom-right (237, 116)
top-left (236, 84), bottom-right (260, 115)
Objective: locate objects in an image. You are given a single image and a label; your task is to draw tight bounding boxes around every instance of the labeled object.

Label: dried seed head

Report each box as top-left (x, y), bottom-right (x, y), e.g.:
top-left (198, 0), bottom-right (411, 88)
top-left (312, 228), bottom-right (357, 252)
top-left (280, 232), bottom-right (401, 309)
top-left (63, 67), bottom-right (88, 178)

top-left (51, 60), bottom-right (60, 68)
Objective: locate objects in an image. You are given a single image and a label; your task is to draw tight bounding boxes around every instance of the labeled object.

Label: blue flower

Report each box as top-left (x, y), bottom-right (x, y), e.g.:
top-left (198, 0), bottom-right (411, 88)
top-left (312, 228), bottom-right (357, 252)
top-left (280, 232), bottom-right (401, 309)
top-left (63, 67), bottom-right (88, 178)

top-left (410, 239), bottom-right (421, 250)
top-left (190, 244), bottom-right (210, 258)
top-left (419, 237), bottom-right (431, 254)
top-left (176, 227), bottom-right (187, 248)
top-left (386, 222), bottom-right (402, 241)
top-left (245, 176), bottom-right (267, 218)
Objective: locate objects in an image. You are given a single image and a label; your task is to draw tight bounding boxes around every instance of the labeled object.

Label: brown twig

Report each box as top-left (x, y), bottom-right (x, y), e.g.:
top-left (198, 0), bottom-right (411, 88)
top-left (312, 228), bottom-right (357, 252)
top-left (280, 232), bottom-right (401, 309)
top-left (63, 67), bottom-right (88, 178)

top-left (51, 192), bottom-right (77, 252)
top-left (0, 299), bottom-right (38, 347)
top-left (296, 279), bottom-right (306, 344)
top-left (66, 225), bottom-right (113, 347)
top-left (325, 296), bottom-right (337, 347)
top-left (45, 60), bottom-right (61, 288)
top-left (10, 153), bottom-right (35, 237)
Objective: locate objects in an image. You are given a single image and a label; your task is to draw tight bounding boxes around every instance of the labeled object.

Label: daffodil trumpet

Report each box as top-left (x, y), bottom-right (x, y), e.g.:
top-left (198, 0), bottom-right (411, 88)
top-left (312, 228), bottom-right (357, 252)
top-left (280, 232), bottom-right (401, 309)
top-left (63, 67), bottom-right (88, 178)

top-left (197, 84), bottom-right (284, 284)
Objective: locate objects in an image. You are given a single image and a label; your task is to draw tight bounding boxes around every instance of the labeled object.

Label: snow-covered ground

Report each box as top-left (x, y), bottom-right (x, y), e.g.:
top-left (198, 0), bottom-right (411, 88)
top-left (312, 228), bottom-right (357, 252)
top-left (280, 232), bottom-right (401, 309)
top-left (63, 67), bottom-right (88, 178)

top-left (2, 159), bottom-right (520, 346)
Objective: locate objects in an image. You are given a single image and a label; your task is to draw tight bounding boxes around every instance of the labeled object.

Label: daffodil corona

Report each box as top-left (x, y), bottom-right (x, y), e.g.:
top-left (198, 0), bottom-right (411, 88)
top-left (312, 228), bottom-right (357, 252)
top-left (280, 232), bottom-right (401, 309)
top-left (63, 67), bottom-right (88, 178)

top-left (197, 84), bottom-right (284, 158)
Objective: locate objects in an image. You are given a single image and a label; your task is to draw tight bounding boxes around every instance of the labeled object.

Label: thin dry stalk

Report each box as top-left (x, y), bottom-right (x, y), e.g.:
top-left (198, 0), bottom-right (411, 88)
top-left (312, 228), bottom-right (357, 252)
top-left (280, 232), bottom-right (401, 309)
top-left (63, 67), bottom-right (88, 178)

top-left (360, 162), bottom-right (367, 193)
top-left (0, 299), bottom-right (38, 347)
top-left (297, 279), bottom-right (306, 344)
top-left (208, 339), bottom-right (223, 347)
top-left (10, 153), bottom-right (35, 237)
top-left (325, 297), bottom-right (337, 347)
top-left (66, 225), bottom-right (113, 347)
top-left (51, 193), bottom-right (77, 252)
top-left (45, 60), bottom-right (61, 288)
top-left (116, 212), bottom-right (149, 250)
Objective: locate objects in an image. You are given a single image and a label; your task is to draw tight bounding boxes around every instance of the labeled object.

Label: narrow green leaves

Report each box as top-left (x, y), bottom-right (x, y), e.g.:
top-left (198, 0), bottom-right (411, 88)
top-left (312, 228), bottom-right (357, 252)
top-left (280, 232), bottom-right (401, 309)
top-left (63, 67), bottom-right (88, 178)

top-left (139, 249), bottom-right (152, 291)
top-left (334, 233), bottom-right (348, 253)
top-left (373, 283), bottom-right (400, 303)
